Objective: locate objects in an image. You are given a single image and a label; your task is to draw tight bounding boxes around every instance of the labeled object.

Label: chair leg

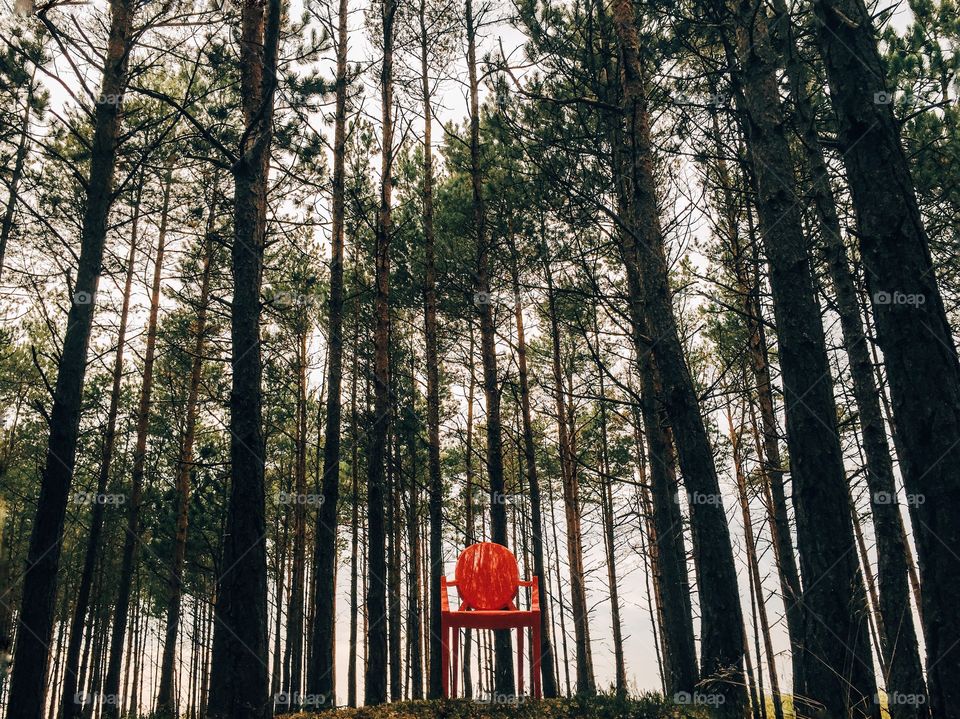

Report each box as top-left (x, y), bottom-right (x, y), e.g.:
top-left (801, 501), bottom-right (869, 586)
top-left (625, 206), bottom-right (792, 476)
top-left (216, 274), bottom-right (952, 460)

top-left (532, 621), bottom-right (542, 699)
top-left (441, 621), bottom-right (449, 698)
top-left (452, 627), bottom-right (460, 698)
top-left (517, 626), bottom-right (524, 696)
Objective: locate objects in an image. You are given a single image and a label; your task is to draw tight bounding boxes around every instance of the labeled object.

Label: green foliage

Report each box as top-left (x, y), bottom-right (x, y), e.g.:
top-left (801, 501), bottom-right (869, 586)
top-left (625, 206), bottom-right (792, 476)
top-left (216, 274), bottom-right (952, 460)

top-left (292, 695), bottom-right (709, 719)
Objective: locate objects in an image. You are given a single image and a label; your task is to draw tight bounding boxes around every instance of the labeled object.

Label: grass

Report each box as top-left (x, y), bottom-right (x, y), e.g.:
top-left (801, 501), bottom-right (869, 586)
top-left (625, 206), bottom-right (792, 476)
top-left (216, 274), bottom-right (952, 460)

top-left (291, 694), bottom-right (711, 718)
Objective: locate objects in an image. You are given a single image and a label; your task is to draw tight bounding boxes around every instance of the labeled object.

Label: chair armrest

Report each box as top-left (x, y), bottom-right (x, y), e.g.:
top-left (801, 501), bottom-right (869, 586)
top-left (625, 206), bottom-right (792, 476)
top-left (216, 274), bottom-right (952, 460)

top-left (519, 576), bottom-right (540, 611)
top-left (440, 576), bottom-right (456, 612)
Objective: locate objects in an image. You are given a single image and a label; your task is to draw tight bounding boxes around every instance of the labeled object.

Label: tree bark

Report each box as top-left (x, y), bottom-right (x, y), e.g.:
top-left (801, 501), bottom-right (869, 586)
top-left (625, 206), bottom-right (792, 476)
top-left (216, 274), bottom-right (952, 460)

top-left (155, 183), bottom-right (217, 719)
top-left (714, 0), bottom-right (879, 712)
top-left (610, 0), bottom-right (746, 709)
top-left (308, 0), bottom-right (349, 705)
top-left (102, 162), bottom-right (173, 719)
top-left (811, 0), bottom-right (960, 711)
top-left (364, 0), bottom-right (398, 703)
top-left (207, 0), bottom-right (280, 715)
top-left (509, 243), bottom-right (558, 698)
top-left (5, 1), bottom-right (135, 714)
top-left (60, 182), bottom-right (141, 719)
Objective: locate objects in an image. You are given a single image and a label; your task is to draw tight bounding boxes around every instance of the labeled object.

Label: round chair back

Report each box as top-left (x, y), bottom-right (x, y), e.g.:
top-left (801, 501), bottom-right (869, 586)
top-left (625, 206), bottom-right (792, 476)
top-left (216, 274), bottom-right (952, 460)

top-left (454, 542), bottom-right (520, 610)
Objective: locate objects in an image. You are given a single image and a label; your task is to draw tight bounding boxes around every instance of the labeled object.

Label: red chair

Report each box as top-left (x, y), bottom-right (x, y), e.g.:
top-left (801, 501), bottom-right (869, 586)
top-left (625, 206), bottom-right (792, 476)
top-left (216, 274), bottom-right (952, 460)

top-left (440, 542), bottom-right (542, 698)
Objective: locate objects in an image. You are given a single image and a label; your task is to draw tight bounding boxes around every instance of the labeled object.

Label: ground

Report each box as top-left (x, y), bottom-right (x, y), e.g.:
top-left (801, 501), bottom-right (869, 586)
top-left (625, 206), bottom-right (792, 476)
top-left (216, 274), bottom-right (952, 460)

top-left (293, 696), bottom-right (711, 718)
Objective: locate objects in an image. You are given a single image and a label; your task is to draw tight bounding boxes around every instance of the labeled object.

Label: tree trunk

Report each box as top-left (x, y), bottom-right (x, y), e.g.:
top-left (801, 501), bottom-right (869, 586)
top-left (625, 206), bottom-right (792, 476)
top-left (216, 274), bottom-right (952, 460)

top-left (60, 183), bottom-right (141, 719)
top-left (727, 408), bottom-right (783, 719)
top-left (707, 110), bottom-right (807, 702)
top-left (283, 327), bottom-right (309, 710)
top-left (207, 0), bottom-right (280, 716)
top-left (308, 0), bottom-right (349, 706)
top-left (542, 257), bottom-right (595, 696)
top-left (102, 163), bottom-right (172, 719)
top-left (405, 383), bottom-right (424, 699)
top-left (766, 2), bottom-right (929, 710)
top-left (596, 366), bottom-right (626, 697)
top-left (0, 77), bottom-right (33, 280)
top-left (610, 1), bottom-right (746, 709)
top-left (464, 0), bottom-right (514, 697)
top-left (713, 0), bottom-right (881, 712)
top-left (421, 0), bottom-right (445, 699)
top-left (364, 0), bottom-right (397, 703)
top-left (155, 184), bottom-right (217, 718)
top-left (5, 1), bottom-right (135, 714)
top-left (388, 436), bottom-right (403, 701)
top-left (812, 0), bottom-right (960, 711)
top-left (347, 305), bottom-right (361, 708)
top-left (462, 325), bottom-right (476, 698)
top-left (509, 243), bottom-right (558, 698)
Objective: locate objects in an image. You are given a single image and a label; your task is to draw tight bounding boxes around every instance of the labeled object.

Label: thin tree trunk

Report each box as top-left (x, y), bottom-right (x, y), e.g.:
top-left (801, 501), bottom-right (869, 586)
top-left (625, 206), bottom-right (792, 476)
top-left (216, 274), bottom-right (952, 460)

top-left (387, 435), bottom-right (403, 701)
top-left (465, 0), bottom-right (513, 696)
top-left (347, 316), bottom-right (360, 708)
top-left (156, 185), bottom-right (217, 718)
top-left (462, 325), bottom-right (476, 699)
top-left (509, 242), bottom-right (558, 698)
top-left (547, 477), bottom-right (572, 697)
top-left (728, 407), bottom-right (783, 719)
top-left (421, 0), bottom-right (445, 698)
top-left (61, 185), bottom-right (141, 719)
top-left (283, 327), bottom-right (309, 710)
top-left (405, 379), bottom-right (424, 699)
top-left (308, 0), bottom-right (349, 706)
top-left (597, 369), bottom-right (626, 697)
top-left (364, 0), bottom-right (398, 702)
top-left (542, 258), bottom-right (595, 696)
top-left (5, 1), bottom-right (135, 713)
top-left (102, 165), bottom-right (173, 719)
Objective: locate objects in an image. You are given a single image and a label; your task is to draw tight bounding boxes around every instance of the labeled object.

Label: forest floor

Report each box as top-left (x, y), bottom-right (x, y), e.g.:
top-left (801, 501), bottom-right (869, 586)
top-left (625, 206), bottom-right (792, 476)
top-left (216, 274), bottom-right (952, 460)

top-left (292, 695), bottom-right (712, 718)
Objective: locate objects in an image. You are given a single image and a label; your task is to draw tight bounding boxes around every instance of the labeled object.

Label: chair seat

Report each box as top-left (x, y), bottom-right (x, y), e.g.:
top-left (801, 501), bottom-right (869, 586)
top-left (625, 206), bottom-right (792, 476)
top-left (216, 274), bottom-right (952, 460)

top-left (443, 608), bottom-right (540, 630)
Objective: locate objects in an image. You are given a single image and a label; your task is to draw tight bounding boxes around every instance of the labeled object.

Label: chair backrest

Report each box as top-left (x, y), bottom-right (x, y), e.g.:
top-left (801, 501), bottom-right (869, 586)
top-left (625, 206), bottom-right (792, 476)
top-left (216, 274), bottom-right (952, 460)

top-left (454, 542), bottom-right (520, 610)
